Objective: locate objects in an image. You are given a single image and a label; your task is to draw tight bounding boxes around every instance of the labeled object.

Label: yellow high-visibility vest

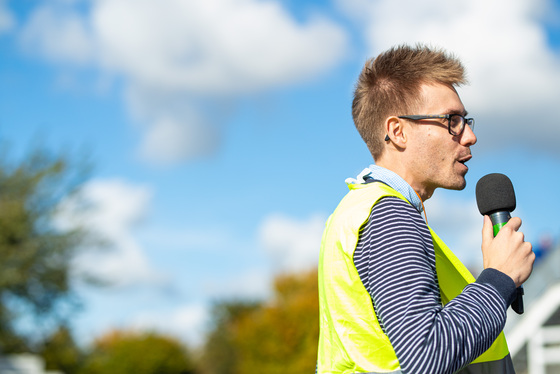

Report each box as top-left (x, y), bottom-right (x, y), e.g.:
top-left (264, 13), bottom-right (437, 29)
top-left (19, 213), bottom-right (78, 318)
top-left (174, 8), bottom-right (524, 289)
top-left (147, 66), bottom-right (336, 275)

top-left (317, 182), bottom-right (512, 373)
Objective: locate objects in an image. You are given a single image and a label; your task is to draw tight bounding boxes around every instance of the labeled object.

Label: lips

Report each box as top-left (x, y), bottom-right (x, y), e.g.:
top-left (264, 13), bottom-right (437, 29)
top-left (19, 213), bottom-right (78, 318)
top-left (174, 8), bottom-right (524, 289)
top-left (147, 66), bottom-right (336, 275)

top-left (456, 154), bottom-right (472, 173)
top-left (457, 154), bottom-right (472, 165)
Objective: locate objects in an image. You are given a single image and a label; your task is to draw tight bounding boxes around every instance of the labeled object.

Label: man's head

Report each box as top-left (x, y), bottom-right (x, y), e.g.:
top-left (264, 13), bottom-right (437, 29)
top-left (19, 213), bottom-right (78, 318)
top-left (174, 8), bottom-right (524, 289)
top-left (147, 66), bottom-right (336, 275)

top-left (352, 44), bottom-right (467, 160)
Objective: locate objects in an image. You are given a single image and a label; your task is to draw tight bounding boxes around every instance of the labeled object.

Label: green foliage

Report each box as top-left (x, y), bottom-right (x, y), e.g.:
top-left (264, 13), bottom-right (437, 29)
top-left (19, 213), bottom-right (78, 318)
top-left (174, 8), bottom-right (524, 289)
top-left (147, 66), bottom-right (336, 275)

top-left (235, 270), bottom-right (319, 373)
top-left (200, 270), bottom-right (319, 374)
top-left (0, 145), bottom-right (91, 352)
top-left (80, 330), bottom-right (195, 374)
top-left (39, 325), bottom-right (84, 374)
top-left (200, 300), bottom-right (261, 374)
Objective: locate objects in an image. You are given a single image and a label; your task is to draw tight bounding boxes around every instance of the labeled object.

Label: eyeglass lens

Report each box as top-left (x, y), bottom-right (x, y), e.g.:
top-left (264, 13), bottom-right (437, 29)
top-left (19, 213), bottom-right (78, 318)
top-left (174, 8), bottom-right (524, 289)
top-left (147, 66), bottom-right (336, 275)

top-left (449, 115), bottom-right (464, 135)
top-left (449, 114), bottom-right (474, 135)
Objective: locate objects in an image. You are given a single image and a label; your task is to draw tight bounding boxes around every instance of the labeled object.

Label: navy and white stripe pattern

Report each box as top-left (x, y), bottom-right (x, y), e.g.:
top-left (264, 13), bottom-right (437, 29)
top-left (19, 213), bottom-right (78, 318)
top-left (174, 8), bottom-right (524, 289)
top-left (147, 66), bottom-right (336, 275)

top-left (354, 196), bottom-right (508, 374)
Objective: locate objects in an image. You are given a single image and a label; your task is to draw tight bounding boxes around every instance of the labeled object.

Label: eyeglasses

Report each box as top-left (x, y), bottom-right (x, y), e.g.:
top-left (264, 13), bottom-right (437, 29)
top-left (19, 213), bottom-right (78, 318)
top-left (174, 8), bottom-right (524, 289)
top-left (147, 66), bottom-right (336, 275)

top-left (397, 114), bottom-right (475, 136)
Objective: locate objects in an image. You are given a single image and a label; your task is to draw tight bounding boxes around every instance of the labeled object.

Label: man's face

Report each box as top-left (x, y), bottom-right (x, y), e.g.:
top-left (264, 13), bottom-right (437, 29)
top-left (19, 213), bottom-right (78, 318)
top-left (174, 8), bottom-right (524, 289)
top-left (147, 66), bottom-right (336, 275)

top-left (405, 82), bottom-right (477, 199)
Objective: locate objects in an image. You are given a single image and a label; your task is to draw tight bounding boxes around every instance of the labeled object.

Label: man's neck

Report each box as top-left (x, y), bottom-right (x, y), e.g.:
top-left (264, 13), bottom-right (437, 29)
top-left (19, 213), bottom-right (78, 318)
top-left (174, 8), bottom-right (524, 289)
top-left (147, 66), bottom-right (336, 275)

top-left (374, 159), bottom-right (434, 201)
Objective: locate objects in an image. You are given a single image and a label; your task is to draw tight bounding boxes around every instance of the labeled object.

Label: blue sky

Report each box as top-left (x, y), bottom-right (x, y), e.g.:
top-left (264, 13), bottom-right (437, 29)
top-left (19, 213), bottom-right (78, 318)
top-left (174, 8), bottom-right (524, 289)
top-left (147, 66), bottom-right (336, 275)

top-left (1, 0), bottom-right (560, 348)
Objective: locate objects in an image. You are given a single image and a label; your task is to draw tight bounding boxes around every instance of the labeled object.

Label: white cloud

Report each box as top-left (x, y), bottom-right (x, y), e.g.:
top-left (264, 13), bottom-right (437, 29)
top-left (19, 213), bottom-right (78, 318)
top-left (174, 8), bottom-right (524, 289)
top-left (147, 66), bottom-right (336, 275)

top-left (203, 267), bottom-right (272, 301)
top-left (19, 0), bottom-right (348, 164)
top-left (127, 211), bottom-right (326, 347)
top-left (91, 0), bottom-right (347, 94)
top-left (138, 115), bottom-right (217, 165)
top-left (259, 213), bottom-right (326, 272)
top-left (130, 303), bottom-right (208, 347)
top-left (0, 0), bottom-right (14, 33)
top-left (124, 86), bottom-right (222, 164)
top-left (57, 179), bottom-right (168, 288)
top-left (20, 4), bottom-right (92, 64)
top-left (338, 0), bottom-right (560, 152)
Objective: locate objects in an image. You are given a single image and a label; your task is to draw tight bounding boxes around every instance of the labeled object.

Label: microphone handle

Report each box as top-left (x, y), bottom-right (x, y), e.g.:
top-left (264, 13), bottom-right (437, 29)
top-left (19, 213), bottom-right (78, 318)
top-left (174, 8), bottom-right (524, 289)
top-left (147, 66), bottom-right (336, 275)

top-left (489, 211), bottom-right (524, 315)
top-left (489, 211), bottom-right (511, 236)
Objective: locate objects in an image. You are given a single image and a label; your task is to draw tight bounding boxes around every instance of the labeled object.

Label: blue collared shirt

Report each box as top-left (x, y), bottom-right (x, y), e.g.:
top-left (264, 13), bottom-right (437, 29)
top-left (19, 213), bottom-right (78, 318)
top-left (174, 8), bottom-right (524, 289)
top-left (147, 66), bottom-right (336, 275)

top-left (345, 164), bottom-right (423, 214)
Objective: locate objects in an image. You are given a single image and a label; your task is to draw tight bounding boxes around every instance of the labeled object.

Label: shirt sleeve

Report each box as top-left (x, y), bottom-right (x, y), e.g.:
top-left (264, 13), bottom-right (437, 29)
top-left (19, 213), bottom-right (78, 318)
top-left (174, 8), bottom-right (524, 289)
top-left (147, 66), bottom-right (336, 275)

top-left (354, 196), bottom-right (514, 374)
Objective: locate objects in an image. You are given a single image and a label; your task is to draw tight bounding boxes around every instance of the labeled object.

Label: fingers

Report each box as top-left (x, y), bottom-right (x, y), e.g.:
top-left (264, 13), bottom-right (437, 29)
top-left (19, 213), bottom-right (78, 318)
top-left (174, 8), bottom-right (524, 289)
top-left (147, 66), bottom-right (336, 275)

top-left (482, 215), bottom-right (522, 242)
top-left (482, 215), bottom-right (493, 244)
top-left (481, 215), bottom-right (534, 287)
top-left (503, 216), bottom-right (522, 232)
top-left (494, 217), bottom-right (524, 249)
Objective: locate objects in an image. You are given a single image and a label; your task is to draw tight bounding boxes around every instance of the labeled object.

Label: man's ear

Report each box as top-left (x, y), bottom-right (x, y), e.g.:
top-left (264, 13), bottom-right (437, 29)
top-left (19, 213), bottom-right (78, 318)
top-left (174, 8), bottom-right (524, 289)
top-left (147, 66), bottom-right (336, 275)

top-left (385, 116), bottom-right (407, 148)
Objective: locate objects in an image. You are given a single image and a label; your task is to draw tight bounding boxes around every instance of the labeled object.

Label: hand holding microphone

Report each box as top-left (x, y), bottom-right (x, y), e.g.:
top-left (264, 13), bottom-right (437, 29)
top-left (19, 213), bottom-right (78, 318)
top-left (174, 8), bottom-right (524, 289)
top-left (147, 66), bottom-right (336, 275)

top-left (480, 216), bottom-right (533, 288)
top-left (476, 173), bottom-right (535, 314)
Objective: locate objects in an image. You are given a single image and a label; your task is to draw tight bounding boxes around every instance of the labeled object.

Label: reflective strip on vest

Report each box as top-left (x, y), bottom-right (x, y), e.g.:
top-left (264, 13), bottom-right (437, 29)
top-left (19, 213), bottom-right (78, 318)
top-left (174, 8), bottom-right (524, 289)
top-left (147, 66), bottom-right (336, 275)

top-left (317, 182), bottom-right (513, 374)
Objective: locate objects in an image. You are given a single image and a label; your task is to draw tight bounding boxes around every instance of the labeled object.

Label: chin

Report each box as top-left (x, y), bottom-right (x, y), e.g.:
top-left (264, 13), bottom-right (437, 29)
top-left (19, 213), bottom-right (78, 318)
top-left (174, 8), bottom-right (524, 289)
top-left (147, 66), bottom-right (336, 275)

top-left (442, 175), bottom-right (467, 191)
top-left (449, 178), bottom-right (467, 191)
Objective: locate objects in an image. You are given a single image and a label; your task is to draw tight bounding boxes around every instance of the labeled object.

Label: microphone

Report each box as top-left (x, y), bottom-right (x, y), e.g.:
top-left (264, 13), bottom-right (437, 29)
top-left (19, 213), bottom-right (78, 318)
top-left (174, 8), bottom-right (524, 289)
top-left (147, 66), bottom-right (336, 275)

top-left (475, 173), bottom-right (516, 236)
top-left (475, 173), bottom-right (524, 314)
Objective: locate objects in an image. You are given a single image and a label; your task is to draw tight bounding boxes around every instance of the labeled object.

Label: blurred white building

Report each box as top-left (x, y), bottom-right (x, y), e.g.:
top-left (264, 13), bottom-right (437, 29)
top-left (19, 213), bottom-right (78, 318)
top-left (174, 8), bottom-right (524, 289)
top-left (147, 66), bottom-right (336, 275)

top-left (0, 354), bottom-right (63, 374)
top-left (506, 239), bottom-right (560, 374)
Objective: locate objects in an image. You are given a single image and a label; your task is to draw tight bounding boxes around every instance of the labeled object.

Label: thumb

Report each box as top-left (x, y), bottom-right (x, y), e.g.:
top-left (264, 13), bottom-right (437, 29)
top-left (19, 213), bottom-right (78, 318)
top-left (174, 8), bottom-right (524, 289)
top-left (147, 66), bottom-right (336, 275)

top-left (482, 215), bottom-right (494, 245)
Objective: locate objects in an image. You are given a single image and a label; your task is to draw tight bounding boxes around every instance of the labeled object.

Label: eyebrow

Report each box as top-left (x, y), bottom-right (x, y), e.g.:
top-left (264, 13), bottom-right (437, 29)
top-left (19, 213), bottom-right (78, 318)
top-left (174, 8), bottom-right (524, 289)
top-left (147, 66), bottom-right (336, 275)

top-left (448, 109), bottom-right (468, 117)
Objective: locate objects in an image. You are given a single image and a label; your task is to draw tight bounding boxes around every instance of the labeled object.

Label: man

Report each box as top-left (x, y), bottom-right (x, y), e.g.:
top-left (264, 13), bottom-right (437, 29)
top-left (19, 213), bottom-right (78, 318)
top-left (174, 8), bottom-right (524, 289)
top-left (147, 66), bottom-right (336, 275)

top-left (317, 45), bottom-right (534, 374)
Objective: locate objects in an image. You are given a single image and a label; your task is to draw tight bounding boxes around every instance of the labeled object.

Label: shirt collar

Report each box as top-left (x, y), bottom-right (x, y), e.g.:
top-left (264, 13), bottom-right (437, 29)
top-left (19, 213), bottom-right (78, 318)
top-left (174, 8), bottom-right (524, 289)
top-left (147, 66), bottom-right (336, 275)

top-left (345, 164), bottom-right (424, 213)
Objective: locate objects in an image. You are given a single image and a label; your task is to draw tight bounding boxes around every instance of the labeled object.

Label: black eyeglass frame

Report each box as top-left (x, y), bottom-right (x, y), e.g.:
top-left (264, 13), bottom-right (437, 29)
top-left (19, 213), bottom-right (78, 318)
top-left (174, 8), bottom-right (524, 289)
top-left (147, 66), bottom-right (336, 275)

top-left (397, 114), bottom-right (475, 136)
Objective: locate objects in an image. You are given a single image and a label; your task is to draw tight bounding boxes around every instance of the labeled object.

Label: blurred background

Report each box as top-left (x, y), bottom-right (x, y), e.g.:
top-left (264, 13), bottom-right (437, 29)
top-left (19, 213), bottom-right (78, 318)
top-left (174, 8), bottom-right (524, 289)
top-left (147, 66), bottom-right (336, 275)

top-left (1, 0), bottom-right (560, 373)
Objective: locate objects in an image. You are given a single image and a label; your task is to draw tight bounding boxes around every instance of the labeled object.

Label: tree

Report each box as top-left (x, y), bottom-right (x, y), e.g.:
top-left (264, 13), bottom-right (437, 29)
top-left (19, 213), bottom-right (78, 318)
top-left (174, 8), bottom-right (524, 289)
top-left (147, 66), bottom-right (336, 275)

top-left (234, 269), bottom-right (319, 373)
top-left (39, 325), bottom-right (84, 374)
top-left (200, 269), bottom-right (319, 374)
top-left (200, 300), bottom-right (261, 374)
top-left (80, 330), bottom-right (196, 374)
top-left (0, 145), bottom-right (92, 352)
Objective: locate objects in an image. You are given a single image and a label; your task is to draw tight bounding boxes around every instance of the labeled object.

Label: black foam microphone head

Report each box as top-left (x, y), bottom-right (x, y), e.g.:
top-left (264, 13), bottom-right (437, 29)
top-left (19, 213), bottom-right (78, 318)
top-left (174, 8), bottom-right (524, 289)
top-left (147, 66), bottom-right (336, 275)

top-left (475, 173), bottom-right (516, 215)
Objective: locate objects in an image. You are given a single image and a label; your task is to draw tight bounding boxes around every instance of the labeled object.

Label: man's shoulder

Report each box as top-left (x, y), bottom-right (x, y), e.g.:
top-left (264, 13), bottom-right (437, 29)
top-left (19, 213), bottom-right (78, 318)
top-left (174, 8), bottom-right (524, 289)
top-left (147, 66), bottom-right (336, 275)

top-left (367, 195), bottom-right (429, 233)
top-left (372, 195), bottom-right (422, 217)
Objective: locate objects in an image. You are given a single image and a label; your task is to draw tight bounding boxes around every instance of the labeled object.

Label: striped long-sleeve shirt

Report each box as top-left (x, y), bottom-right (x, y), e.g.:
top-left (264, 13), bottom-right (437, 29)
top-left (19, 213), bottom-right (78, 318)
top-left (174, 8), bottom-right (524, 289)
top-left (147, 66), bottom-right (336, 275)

top-left (354, 196), bottom-right (517, 374)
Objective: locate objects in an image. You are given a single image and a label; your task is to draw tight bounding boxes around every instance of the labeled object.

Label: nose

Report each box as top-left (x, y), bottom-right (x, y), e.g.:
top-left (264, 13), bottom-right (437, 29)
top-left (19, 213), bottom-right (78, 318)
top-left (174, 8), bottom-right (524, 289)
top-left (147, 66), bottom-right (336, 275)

top-left (460, 124), bottom-right (477, 146)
